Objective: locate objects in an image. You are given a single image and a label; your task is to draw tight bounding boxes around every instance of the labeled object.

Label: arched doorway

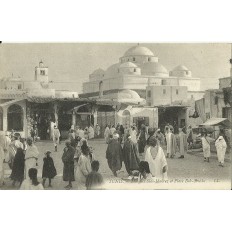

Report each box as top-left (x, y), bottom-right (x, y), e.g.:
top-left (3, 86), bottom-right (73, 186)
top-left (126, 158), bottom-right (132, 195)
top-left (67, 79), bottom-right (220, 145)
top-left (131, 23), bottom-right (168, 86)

top-left (0, 107), bottom-right (3, 131)
top-left (7, 104), bottom-right (23, 131)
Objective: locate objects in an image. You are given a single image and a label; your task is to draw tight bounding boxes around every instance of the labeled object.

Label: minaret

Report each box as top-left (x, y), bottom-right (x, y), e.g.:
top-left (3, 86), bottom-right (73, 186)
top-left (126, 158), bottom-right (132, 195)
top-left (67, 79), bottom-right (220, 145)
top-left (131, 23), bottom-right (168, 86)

top-left (35, 60), bottom-right (49, 82)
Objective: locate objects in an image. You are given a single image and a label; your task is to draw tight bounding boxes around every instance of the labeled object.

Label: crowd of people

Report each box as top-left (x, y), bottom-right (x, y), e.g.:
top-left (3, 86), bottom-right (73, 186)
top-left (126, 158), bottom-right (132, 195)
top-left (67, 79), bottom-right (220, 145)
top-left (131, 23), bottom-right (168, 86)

top-left (0, 121), bottom-right (229, 189)
top-left (0, 126), bottom-right (106, 190)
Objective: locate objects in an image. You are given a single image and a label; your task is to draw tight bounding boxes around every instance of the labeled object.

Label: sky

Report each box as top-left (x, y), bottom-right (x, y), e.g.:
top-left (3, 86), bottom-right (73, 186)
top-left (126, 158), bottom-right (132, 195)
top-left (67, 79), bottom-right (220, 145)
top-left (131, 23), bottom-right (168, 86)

top-left (0, 43), bottom-right (231, 93)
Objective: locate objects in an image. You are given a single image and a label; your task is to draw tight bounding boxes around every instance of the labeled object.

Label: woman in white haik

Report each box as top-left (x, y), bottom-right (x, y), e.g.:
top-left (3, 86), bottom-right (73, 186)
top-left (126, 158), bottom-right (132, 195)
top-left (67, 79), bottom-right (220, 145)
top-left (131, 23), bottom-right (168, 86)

top-left (215, 136), bottom-right (227, 167)
top-left (201, 132), bottom-right (211, 162)
top-left (145, 135), bottom-right (168, 180)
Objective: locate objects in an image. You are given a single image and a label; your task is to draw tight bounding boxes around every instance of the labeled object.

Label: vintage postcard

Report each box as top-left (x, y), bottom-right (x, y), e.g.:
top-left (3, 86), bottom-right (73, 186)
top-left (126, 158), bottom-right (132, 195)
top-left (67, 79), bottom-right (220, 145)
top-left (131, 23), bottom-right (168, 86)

top-left (0, 43), bottom-right (231, 190)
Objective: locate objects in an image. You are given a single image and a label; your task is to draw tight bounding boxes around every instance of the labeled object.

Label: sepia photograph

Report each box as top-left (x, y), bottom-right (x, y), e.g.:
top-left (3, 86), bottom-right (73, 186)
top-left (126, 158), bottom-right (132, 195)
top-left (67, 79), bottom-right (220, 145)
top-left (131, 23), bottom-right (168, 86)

top-left (0, 43), bottom-right (231, 190)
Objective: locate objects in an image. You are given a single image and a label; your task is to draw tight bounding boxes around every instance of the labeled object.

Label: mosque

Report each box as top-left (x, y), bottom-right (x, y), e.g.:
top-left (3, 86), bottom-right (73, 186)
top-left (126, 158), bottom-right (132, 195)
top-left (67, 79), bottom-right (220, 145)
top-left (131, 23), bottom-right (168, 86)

top-left (81, 45), bottom-right (204, 104)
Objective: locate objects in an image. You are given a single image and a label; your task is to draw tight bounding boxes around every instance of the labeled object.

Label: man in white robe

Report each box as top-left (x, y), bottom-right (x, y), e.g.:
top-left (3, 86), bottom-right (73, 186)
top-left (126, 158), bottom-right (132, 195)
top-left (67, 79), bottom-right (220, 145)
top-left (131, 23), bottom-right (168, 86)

top-left (3, 131), bottom-right (11, 163)
top-left (25, 138), bottom-right (39, 179)
top-left (88, 125), bottom-right (94, 139)
top-left (145, 136), bottom-right (168, 180)
top-left (215, 136), bottom-right (227, 167)
top-left (165, 127), bottom-right (177, 158)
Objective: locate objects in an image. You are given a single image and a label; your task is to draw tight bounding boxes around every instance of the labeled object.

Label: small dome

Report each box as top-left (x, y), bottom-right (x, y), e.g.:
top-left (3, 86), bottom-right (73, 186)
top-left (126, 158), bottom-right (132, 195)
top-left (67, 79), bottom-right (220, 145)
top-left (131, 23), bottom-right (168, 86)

top-left (124, 46), bottom-right (154, 57)
top-left (91, 68), bottom-right (105, 75)
top-left (118, 89), bottom-right (141, 100)
top-left (119, 62), bottom-right (138, 68)
top-left (141, 62), bottom-right (168, 75)
top-left (173, 65), bottom-right (189, 71)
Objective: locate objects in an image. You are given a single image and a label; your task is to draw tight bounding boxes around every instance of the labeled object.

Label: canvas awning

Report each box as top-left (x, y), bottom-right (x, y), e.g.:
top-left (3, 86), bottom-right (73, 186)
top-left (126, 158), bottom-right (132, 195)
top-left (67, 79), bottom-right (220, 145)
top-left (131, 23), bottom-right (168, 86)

top-left (200, 118), bottom-right (231, 128)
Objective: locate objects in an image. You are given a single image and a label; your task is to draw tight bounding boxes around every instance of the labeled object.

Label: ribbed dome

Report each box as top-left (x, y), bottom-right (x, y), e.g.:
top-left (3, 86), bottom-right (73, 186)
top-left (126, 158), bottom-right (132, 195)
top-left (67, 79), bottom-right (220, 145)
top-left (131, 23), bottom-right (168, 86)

top-left (141, 62), bottom-right (168, 75)
top-left (173, 65), bottom-right (189, 71)
top-left (119, 62), bottom-right (138, 68)
top-left (124, 46), bottom-right (154, 57)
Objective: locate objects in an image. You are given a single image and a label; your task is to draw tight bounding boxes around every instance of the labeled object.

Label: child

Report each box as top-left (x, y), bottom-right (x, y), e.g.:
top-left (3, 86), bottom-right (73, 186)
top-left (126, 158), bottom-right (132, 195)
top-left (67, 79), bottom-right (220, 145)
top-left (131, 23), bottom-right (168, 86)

top-left (42, 151), bottom-right (57, 187)
top-left (86, 160), bottom-right (104, 190)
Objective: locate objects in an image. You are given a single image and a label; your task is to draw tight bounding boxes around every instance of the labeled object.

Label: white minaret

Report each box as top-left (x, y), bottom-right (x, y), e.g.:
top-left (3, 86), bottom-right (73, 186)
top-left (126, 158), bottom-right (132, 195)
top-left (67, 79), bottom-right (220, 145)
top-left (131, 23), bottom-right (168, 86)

top-left (35, 60), bottom-right (49, 82)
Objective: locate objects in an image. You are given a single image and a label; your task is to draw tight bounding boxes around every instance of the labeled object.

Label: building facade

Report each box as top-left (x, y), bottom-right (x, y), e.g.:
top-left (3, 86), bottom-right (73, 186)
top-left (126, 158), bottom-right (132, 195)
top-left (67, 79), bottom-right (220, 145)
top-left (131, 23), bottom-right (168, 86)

top-left (82, 45), bottom-right (204, 101)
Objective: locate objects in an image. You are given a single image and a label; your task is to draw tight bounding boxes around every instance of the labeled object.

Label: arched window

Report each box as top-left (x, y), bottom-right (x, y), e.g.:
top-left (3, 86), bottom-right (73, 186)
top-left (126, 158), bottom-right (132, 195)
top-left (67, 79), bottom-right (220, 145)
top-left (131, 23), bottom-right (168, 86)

top-left (133, 57), bottom-right (135, 61)
top-left (0, 107), bottom-right (3, 131)
top-left (134, 68), bottom-right (136, 72)
top-left (7, 104), bottom-right (23, 131)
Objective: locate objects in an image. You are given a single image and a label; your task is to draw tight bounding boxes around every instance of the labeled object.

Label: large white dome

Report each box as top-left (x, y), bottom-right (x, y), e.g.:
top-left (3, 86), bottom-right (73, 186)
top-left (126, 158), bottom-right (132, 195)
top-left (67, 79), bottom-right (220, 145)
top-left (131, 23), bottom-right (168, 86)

top-left (105, 63), bottom-right (120, 77)
top-left (124, 46), bottom-right (154, 57)
top-left (141, 62), bottom-right (168, 76)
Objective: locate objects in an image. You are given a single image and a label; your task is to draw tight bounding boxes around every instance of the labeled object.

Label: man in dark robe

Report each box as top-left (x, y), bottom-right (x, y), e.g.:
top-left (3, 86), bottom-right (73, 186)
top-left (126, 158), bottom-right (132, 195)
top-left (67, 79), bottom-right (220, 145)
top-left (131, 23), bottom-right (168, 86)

top-left (122, 135), bottom-right (140, 176)
top-left (62, 140), bottom-right (75, 189)
top-left (106, 133), bottom-right (122, 177)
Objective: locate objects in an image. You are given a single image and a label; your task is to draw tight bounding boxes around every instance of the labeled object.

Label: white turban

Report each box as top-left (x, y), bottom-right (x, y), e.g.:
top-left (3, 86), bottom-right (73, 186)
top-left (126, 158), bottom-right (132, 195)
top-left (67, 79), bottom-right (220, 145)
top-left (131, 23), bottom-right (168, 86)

top-left (113, 133), bottom-right (119, 139)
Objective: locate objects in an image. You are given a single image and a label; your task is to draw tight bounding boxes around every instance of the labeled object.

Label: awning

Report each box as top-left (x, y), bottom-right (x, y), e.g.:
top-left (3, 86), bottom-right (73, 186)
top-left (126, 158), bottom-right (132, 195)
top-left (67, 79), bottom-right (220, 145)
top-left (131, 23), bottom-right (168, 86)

top-left (200, 118), bottom-right (231, 128)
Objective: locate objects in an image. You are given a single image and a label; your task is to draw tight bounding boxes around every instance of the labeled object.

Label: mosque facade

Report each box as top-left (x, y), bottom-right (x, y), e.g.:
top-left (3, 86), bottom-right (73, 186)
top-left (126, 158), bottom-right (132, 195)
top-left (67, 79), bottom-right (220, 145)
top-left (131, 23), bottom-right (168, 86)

top-left (82, 45), bottom-right (204, 104)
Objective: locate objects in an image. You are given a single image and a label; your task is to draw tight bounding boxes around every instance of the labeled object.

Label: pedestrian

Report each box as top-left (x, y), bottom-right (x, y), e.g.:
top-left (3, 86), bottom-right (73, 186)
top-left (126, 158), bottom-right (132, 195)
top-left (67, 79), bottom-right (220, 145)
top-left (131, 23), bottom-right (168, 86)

top-left (104, 125), bottom-right (110, 144)
top-left (42, 150), bottom-right (57, 187)
top-left (75, 141), bottom-right (92, 189)
top-left (165, 127), bottom-right (177, 158)
top-left (215, 136), bottom-right (227, 167)
top-left (10, 147), bottom-right (25, 187)
top-left (138, 161), bottom-right (153, 183)
top-left (106, 133), bottom-right (123, 177)
top-left (20, 168), bottom-right (44, 190)
top-left (122, 135), bottom-right (140, 176)
top-left (187, 125), bottom-right (193, 149)
top-left (88, 125), bottom-right (94, 139)
top-left (8, 133), bottom-right (23, 169)
top-left (145, 136), bottom-right (168, 180)
top-left (68, 129), bottom-right (76, 142)
top-left (86, 160), bottom-right (104, 190)
top-left (130, 126), bottom-right (138, 144)
top-left (84, 127), bottom-right (89, 139)
top-left (25, 137), bottom-right (39, 179)
top-left (138, 125), bottom-right (147, 155)
top-left (62, 140), bottom-right (75, 189)
top-left (4, 131), bottom-right (12, 163)
top-left (95, 124), bottom-right (101, 138)
top-left (201, 132), bottom-right (211, 162)
top-left (0, 131), bottom-right (7, 186)
top-left (155, 129), bottom-right (165, 147)
top-left (177, 128), bottom-right (188, 159)
top-left (75, 126), bottom-right (80, 138)
top-left (110, 125), bottom-right (116, 136)
top-left (53, 125), bottom-right (61, 152)
top-left (78, 127), bottom-right (85, 139)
